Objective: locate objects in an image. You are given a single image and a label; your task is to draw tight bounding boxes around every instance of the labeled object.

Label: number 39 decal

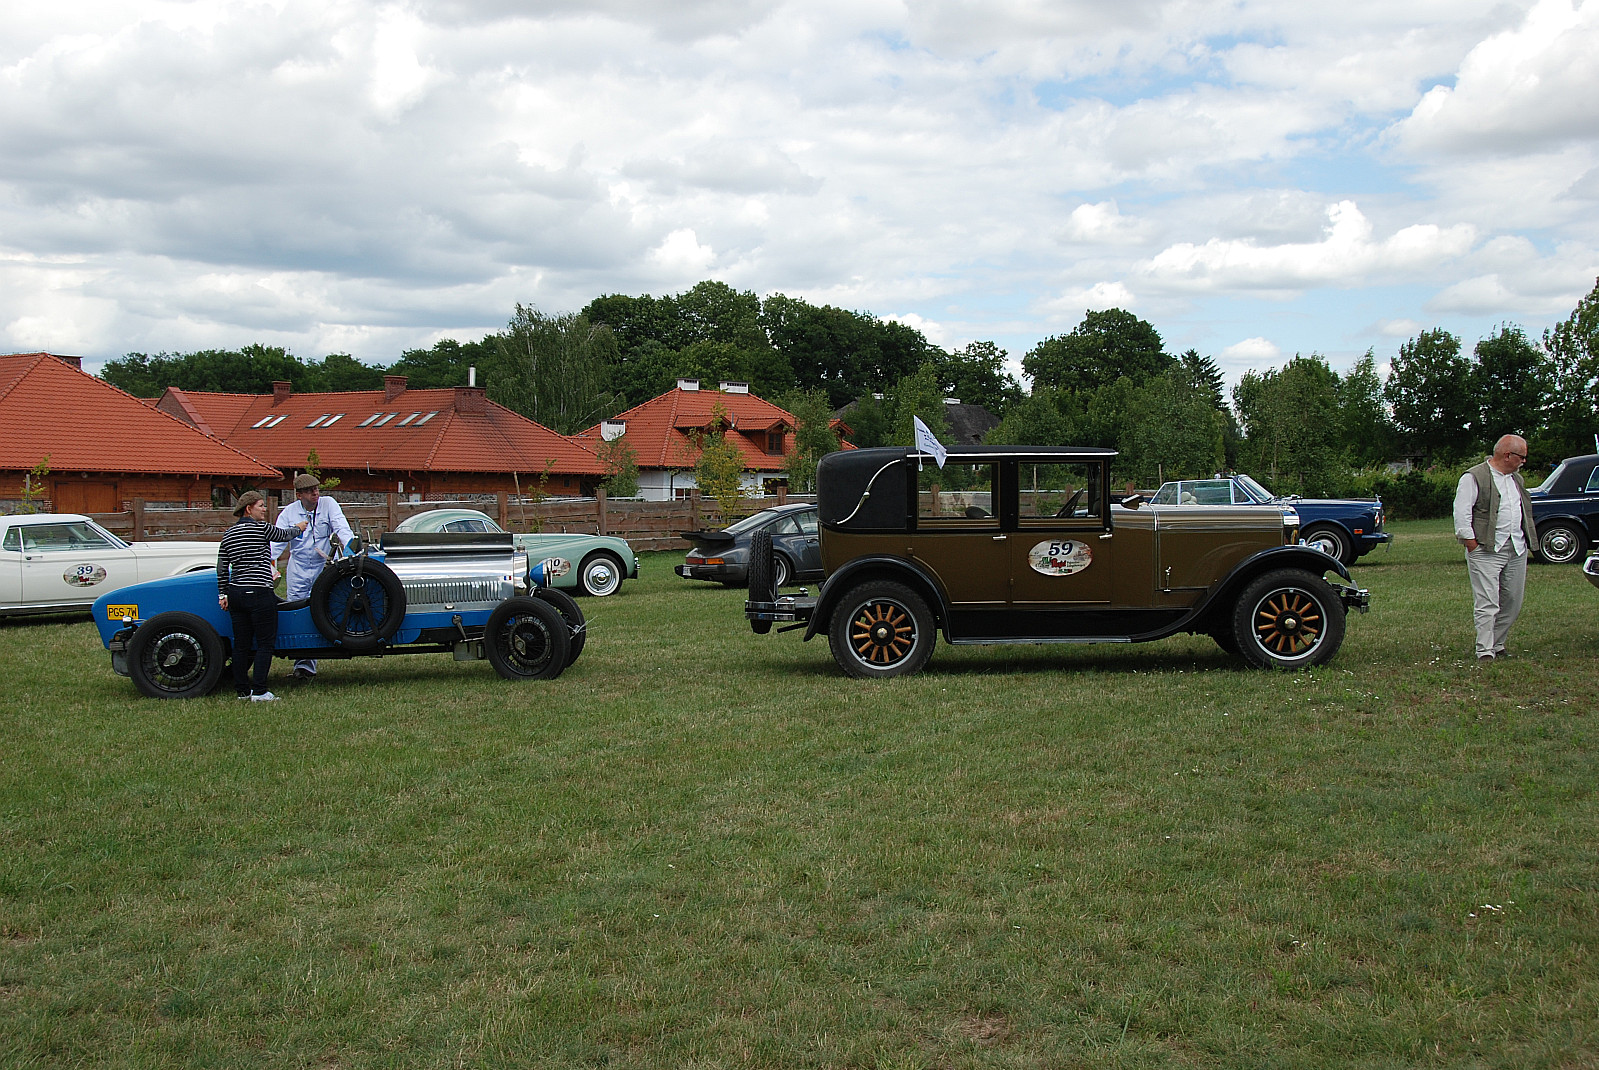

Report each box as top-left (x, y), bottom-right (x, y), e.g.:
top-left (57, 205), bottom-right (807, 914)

top-left (1028, 540), bottom-right (1093, 576)
top-left (64, 563), bottom-right (109, 587)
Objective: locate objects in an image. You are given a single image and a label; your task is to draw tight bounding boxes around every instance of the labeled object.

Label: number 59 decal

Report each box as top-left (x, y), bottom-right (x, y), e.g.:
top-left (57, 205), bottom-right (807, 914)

top-left (1028, 540), bottom-right (1092, 576)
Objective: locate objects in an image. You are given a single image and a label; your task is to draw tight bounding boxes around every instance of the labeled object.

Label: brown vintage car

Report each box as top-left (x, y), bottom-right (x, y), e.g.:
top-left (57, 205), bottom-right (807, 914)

top-left (745, 445), bottom-right (1370, 678)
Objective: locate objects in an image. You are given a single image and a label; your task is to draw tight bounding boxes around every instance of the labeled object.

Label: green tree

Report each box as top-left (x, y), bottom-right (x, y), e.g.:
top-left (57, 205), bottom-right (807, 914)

top-left (1234, 355), bottom-right (1342, 495)
top-left (837, 393), bottom-right (891, 450)
top-left (691, 402), bottom-right (749, 519)
top-left (1540, 277), bottom-right (1599, 460)
top-left (1384, 329), bottom-right (1475, 461)
top-left (100, 344), bottom-right (310, 395)
top-left (595, 436), bottom-right (640, 498)
top-left (1471, 324), bottom-right (1552, 449)
top-left (760, 294), bottom-right (935, 409)
top-left (985, 390), bottom-right (1077, 447)
top-left (882, 364), bottom-right (950, 448)
top-left (388, 337), bottom-right (499, 389)
top-left (490, 305), bottom-right (623, 434)
top-left (1177, 349), bottom-right (1226, 409)
top-left (1337, 353), bottom-right (1397, 468)
top-left (303, 449), bottom-right (340, 491)
top-left (303, 353), bottom-right (384, 392)
top-left (927, 341), bottom-right (1024, 415)
top-left (1118, 370), bottom-right (1225, 485)
top-left (775, 388), bottom-right (839, 493)
top-left (21, 456), bottom-right (50, 513)
top-left (1023, 309), bottom-right (1171, 395)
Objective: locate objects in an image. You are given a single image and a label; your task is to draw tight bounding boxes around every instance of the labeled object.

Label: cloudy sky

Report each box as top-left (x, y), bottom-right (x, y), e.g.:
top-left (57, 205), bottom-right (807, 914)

top-left (2, 0), bottom-right (1596, 386)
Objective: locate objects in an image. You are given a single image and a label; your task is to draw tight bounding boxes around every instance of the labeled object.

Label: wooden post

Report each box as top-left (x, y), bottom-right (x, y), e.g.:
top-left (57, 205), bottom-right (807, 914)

top-left (776, 485), bottom-right (787, 506)
top-left (497, 491), bottom-right (509, 530)
top-left (131, 498), bottom-right (145, 542)
top-left (387, 492), bottom-right (399, 532)
top-left (595, 486), bottom-right (608, 536)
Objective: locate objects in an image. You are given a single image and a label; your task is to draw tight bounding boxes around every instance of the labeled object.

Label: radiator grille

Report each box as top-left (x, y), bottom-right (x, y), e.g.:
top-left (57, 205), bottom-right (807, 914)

top-left (402, 578), bottom-right (510, 606)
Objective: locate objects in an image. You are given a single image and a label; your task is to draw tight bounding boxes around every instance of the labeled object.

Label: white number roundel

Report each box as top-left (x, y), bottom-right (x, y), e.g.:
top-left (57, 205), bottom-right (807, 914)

top-left (1028, 539), bottom-right (1092, 576)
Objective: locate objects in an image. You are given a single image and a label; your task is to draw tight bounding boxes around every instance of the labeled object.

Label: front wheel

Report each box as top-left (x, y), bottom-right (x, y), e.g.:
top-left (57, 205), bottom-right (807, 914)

top-left (1536, 522), bottom-right (1588, 565)
top-left (1231, 569), bottom-right (1346, 670)
top-left (533, 587), bottom-right (586, 667)
top-left (828, 581), bottom-right (936, 679)
top-left (127, 612), bottom-right (225, 699)
top-left (485, 596), bottom-right (571, 680)
top-left (577, 552), bottom-right (624, 596)
top-left (1302, 525), bottom-right (1352, 565)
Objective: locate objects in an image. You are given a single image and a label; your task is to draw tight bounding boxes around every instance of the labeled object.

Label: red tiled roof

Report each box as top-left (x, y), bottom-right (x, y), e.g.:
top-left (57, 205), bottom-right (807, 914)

top-left (0, 353), bottom-right (281, 477)
top-left (161, 384), bottom-right (605, 476)
top-left (576, 386), bottom-right (796, 472)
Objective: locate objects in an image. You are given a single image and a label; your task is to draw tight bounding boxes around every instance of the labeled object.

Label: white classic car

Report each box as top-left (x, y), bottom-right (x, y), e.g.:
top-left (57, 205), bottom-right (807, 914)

top-left (0, 513), bottom-right (219, 617)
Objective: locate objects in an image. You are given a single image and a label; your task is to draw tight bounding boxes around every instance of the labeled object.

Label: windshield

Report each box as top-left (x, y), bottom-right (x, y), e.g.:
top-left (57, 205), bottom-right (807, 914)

top-left (724, 508), bottom-right (785, 536)
top-left (86, 520), bottom-right (130, 549)
top-left (1530, 461), bottom-right (1567, 494)
top-left (1234, 474), bottom-right (1275, 503)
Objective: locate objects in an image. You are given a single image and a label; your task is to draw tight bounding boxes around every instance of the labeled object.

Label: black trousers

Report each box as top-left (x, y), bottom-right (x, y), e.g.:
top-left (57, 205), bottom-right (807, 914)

top-left (227, 585), bottom-right (278, 695)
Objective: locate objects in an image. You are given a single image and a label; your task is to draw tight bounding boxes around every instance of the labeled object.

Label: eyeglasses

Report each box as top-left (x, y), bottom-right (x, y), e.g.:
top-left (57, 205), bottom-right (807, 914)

top-left (1505, 452), bottom-right (1528, 460)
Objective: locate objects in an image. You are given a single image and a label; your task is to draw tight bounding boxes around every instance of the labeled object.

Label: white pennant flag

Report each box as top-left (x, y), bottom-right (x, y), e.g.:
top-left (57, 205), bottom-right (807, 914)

top-left (913, 415), bottom-right (947, 469)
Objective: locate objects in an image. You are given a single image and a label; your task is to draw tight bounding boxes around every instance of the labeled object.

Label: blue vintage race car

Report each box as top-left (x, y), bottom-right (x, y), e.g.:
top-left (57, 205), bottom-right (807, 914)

top-left (92, 531), bottom-right (586, 698)
top-left (1151, 475), bottom-right (1390, 565)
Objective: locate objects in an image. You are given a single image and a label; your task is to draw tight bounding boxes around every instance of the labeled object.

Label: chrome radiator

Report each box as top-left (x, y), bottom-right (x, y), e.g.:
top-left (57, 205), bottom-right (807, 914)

top-left (378, 532), bottom-right (528, 613)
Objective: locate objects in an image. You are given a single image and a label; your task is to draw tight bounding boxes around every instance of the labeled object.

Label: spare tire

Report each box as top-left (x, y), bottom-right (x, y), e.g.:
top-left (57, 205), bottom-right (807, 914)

top-left (747, 529), bottom-right (774, 634)
top-left (309, 557), bottom-right (406, 653)
top-left (533, 586), bottom-right (586, 667)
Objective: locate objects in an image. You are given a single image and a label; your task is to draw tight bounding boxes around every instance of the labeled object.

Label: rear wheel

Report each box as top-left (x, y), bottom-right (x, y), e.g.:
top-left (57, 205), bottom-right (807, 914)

top-left (828, 581), bottom-right (936, 679)
top-left (1537, 521), bottom-right (1587, 564)
top-left (485, 596), bottom-right (570, 680)
top-left (1231, 569), bottom-right (1345, 670)
top-left (127, 612), bottom-right (225, 699)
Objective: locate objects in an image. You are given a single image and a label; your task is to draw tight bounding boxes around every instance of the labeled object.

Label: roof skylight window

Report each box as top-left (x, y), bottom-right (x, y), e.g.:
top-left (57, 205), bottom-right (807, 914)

top-left (373, 412), bottom-right (398, 426)
top-left (322, 414), bottom-right (345, 427)
top-left (415, 411), bottom-right (438, 425)
top-left (358, 413), bottom-right (383, 427)
top-left (397, 412), bottom-right (422, 426)
top-left (265, 415), bottom-right (287, 428)
top-left (251, 415), bottom-right (275, 428)
top-left (307, 414), bottom-right (332, 428)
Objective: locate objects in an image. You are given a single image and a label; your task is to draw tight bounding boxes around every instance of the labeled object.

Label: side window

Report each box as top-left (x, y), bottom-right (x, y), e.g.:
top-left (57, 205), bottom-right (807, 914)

top-left (917, 463), bottom-right (996, 524)
top-left (2, 528), bottom-right (19, 552)
top-left (1191, 481), bottom-right (1233, 505)
top-left (769, 515), bottom-right (800, 537)
top-left (1150, 484), bottom-right (1178, 505)
top-left (445, 519), bottom-right (491, 533)
top-left (797, 510), bottom-right (818, 537)
top-left (1586, 467), bottom-right (1599, 493)
top-left (19, 523), bottom-right (112, 550)
top-left (1018, 462), bottom-right (1102, 524)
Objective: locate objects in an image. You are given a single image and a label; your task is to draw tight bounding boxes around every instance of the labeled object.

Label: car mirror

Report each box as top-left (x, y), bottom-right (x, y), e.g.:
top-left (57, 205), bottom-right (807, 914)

top-left (1120, 494), bottom-right (1144, 509)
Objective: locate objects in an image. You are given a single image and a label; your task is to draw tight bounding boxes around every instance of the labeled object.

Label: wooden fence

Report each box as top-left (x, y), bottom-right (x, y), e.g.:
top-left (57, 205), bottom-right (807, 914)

top-left (86, 490), bottom-right (810, 553)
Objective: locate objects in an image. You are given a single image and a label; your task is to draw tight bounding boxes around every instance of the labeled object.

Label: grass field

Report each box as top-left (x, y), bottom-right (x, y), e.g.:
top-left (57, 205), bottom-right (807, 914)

top-left (2, 519), bottom-right (1596, 1068)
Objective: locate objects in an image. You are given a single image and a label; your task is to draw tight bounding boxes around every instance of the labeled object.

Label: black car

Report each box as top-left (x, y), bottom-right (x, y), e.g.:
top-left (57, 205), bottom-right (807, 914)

top-left (676, 503), bottom-right (823, 588)
top-left (1529, 453), bottom-right (1599, 564)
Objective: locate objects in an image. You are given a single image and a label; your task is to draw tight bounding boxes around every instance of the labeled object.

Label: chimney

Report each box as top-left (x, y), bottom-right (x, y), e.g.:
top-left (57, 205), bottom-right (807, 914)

top-left (384, 374), bottom-right (408, 402)
top-left (272, 381), bottom-right (292, 405)
top-left (453, 385), bottom-right (486, 415)
top-left (718, 381), bottom-right (749, 394)
top-left (677, 378), bottom-right (700, 391)
top-left (50, 354), bottom-right (83, 370)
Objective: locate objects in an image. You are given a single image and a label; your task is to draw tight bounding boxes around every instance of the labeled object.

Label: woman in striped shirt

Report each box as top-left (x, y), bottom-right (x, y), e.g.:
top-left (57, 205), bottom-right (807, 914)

top-left (217, 491), bottom-right (307, 701)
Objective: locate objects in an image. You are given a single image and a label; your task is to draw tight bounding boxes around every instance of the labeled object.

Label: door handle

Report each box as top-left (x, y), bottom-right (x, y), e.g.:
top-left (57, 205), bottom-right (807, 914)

top-left (1099, 532), bottom-right (1113, 540)
top-left (992, 535), bottom-right (1007, 542)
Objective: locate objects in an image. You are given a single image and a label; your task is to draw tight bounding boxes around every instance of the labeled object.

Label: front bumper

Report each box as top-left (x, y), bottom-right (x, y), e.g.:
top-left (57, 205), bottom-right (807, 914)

top-left (1583, 553), bottom-right (1599, 591)
top-left (1335, 584), bottom-right (1371, 614)
top-left (676, 562), bottom-right (744, 582)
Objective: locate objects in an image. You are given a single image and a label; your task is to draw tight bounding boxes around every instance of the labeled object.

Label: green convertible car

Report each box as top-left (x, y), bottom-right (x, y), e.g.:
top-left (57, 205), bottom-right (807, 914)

top-left (393, 509), bottom-right (639, 596)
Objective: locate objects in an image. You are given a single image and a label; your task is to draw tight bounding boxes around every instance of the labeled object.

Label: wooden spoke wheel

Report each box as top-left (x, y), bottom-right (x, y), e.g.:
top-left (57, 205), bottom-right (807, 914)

top-left (828, 580), bottom-right (935, 679)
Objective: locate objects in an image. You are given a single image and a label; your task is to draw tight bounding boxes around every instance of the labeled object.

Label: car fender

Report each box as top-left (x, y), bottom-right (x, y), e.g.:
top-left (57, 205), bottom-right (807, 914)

top-left (1180, 545), bottom-right (1351, 635)
top-left (1531, 506), bottom-right (1597, 538)
top-left (802, 555), bottom-right (952, 642)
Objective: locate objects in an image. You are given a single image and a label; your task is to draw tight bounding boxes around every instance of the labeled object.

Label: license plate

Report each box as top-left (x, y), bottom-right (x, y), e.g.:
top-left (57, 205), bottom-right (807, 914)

top-left (105, 604), bottom-right (138, 622)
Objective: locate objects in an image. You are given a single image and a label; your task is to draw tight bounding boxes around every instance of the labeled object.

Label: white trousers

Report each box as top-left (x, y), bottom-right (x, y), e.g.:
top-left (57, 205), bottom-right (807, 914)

top-left (1465, 545), bottom-right (1527, 658)
top-left (286, 558), bottom-right (323, 674)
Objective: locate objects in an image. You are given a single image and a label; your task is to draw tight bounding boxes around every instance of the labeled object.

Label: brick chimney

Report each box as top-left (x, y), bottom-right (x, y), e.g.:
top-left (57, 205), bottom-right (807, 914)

top-left (272, 381), bottom-right (292, 405)
top-left (453, 385), bottom-right (486, 415)
top-left (50, 354), bottom-right (83, 370)
top-left (384, 374), bottom-right (408, 402)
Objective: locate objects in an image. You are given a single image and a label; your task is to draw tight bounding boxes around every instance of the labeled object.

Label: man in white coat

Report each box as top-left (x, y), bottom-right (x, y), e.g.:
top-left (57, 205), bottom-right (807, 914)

top-left (273, 473), bottom-right (356, 680)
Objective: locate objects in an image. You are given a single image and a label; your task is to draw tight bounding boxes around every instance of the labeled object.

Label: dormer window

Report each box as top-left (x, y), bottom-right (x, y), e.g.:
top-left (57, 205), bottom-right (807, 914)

top-left (766, 430), bottom-right (785, 454)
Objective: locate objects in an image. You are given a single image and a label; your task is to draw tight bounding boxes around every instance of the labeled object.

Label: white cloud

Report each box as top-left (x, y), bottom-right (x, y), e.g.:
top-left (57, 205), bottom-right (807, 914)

top-left (1040, 281), bottom-right (1138, 319)
top-left (1140, 201), bottom-right (1476, 293)
top-left (882, 312), bottom-right (950, 348)
top-left (1222, 336), bottom-right (1281, 362)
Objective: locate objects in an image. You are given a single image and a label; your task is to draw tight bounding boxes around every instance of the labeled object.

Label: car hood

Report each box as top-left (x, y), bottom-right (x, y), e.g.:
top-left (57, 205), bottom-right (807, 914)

top-left (128, 541), bottom-right (221, 558)
top-left (1273, 497), bottom-right (1376, 509)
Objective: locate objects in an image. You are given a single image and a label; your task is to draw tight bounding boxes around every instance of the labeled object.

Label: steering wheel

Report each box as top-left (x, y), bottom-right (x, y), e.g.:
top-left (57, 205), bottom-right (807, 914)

top-left (1054, 489), bottom-right (1085, 517)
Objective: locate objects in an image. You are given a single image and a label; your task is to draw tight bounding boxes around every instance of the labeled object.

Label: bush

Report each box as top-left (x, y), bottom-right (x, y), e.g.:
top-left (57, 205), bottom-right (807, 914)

top-left (1367, 468), bottom-right (1460, 520)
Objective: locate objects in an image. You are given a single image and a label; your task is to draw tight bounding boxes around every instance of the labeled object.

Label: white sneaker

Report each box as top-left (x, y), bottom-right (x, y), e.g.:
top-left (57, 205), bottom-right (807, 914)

top-left (250, 691), bottom-right (279, 702)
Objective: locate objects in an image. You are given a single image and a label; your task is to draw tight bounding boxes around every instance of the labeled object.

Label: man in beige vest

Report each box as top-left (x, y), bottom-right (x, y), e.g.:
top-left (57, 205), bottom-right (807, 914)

top-left (1452, 434), bottom-right (1537, 661)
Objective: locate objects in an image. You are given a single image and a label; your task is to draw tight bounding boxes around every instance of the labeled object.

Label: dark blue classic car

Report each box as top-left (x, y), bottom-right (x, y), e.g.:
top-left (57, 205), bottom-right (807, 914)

top-left (1151, 475), bottom-right (1390, 565)
top-left (676, 502), bottom-right (823, 588)
top-left (1529, 453), bottom-right (1599, 564)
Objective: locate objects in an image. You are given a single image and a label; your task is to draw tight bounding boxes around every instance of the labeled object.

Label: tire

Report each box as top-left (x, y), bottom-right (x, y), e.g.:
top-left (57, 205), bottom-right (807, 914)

top-left (577, 552), bottom-right (624, 597)
top-left (1536, 521), bottom-right (1587, 565)
top-left (772, 553), bottom-right (792, 589)
top-left (747, 531), bottom-right (774, 634)
top-left (532, 587), bottom-right (586, 667)
top-left (1211, 628), bottom-right (1240, 657)
top-left (127, 611), bottom-right (225, 699)
top-left (485, 596), bottom-right (570, 680)
top-left (1231, 568), bottom-right (1346, 670)
top-left (309, 557), bottom-right (406, 653)
top-left (828, 580), bottom-right (936, 679)
top-left (1302, 525), bottom-right (1353, 566)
